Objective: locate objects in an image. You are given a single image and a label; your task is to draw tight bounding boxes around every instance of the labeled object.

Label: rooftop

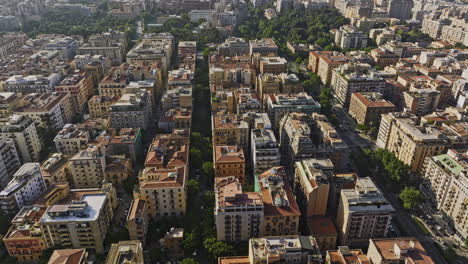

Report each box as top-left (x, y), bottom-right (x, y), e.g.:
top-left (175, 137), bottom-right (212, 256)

top-left (215, 145), bottom-right (245, 163)
top-left (370, 238), bottom-right (435, 264)
top-left (48, 249), bottom-right (86, 264)
top-left (40, 193), bottom-right (107, 223)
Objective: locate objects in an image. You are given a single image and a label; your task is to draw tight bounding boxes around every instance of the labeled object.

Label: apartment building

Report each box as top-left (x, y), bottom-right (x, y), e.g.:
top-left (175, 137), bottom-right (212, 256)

top-left (279, 73), bottom-right (304, 94)
top-left (331, 63), bottom-right (386, 107)
top-left (367, 237), bottom-right (435, 264)
top-left (308, 216), bottom-right (338, 251)
top-left (259, 57), bottom-right (288, 74)
top-left (88, 95), bottom-right (120, 119)
top-left (421, 149), bottom-right (467, 238)
top-left (105, 128), bottom-right (143, 163)
top-left (214, 145), bottom-right (246, 183)
top-left (158, 107), bottom-right (192, 132)
top-left (266, 93), bottom-right (321, 130)
top-left (109, 90), bottom-right (153, 130)
top-left (377, 112), bottom-right (447, 172)
top-left (54, 124), bottom-right (90, 155)
top-left (236, 92), bottom-right (262, 114)
top-left (0, 115), bottom-right (42, 162)
top-left (257, 167), bottom-right (301, 236)
top-left (98, 68), bottom-right (129, 97)
top-left (39, 184), bottom-right (116, 254)
top-left (144, 129), bottom-right (189, 169)
top-left (68, 145), bottom-right (106, 188)
top-left (161, 87), bottom-right (192, 112)
top-left (249, 235), bottom-right (322, 264)
top-left (251, 128), bottom-right (280, 175)
top-left (335, 25), bottom-right (368, 49)
top-left (106, 240), bottom-right (144, 264)
top-left (348, 92), bottom-right (396, 126)
top-left (48, 249), bottom-right (88, 264)
top-left (337, 177), bottom-right (395, 247)
top-left (310, 51), bottom-right (349, 85)
top-left (41, 153), bottom-right (71, 187)
top-left (137, 166), bottom-right (187, 218)
top-left (295, 158), bottom-right (332, 217)
top-left (387, 0), bottom-right (413, 20)
top-left (249, 38), bottom-right (278, 56)
top-left (218, 37), bottom-right (249, 57)
top-left (44, 37), bottom-right (78, 60)
top-left (104, 156), bottom-right (132, 185)
top-left (78, 30), bottom-right (127, 65)
top-left (3, 206), bottom-right (48, 262)
top-left (0, 138), bottom-right (21, 188)
top-left (13, 93), bottom-right (73, 130)
top-left (214, 176), bottom-right (263, 241)
top-left (326, 246), bottom-right (370, 264)
top-left (0, 163), bottom-right (46, 216)
top-left (256, 74), bottom-right (281, 101)
top-left (0, 92), bottom-right (19, 118)
top-left (212, 114), bottom-right (249, 152)
top-left (55, 71), bottom-right (94, 113)
top-left (403, 88), bottom-right (440, 116)
top-left (127, 199), bottom-right (148, 245)
top-left (5, 75), bottom-right (58, 94)
top-left (279, 113), bottom-right (349, 173)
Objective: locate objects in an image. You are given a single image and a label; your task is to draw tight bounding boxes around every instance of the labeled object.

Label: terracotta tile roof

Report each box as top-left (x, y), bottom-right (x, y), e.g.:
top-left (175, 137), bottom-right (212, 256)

top-left (140, 167), bottom-right (186, 189)
top-left (258, 167), bottom-right (301, 217)
top-left (371, 238), bottom-right (435, 264)
top-left (327, 248), bottom-right (370, 264)
top-left (215, 145), bottom-right (245, 163)
top-left (48, 249), bottom-right (86, 264)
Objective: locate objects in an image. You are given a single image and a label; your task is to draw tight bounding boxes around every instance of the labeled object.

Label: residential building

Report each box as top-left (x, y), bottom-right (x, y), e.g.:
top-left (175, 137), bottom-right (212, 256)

top-left (106, 240), bottom-right (144, 264)
top-left (308, 216), bottom-right (338, 251)
top-left (105, 128), bottom-right (143, 163)
top-left (218, 37), bottom-right (249, 57)
top-left (251, 128), bottom-right (280, 175)
top-left (0, 138), bottom-right (21, 188)
top-left (0, 163), bottom-right (46, 216)
top-left (326, 246), bottom-right (370, 264)
top-left (41, 153), bottom-right (71, 187)
top-left (236, 92), bottom-right (262, 114)
top-left (388, 0), bottom-right (413, 20)
top-left (47, 249), bottom-right (87, 264)
top-left (214, 176), bottom-right (263, 241)
top-left (249, 235), bottom-right (322, 264)
top-left (257, 167), bottom-right (301, 236)
top-left (88, 95), bottom-right (120, 119)
top-left (421, 149), bottom-right (467, 238)
top-left (367, 237), bottom-right (435, 264)
top-left (127, 199), bottom-right (148, 245)
top-left (295, 158), bottom-right (332, 217)
top-left (212, 114), bottom-right (249, 152)
top-left (0, 115), bottom-right (41, 162)
top-left (3, 206), bottom-right (47, 262)
top-left (403, 88), bottom-right (440, 116)
top-left (256, 74), bottom-right (281, 101)
top-left (5, 75), bottom-right (57, 94)
top-left (377, 112), bottom-right (447, 172)
top-left (189, 9), bottom-right (216, 24)
top-left (39, 183), bottom-right (116, 254)
top-left (136, 166), bottom-right (187, 218)
top-left (335, 26), bottom-right (368, 49)
top-left (144, 129), bottom-right (189, 169)
top-left (348, 92), bottom-right (396, 126)
top-left (158, 107), bottom-right (192, 132)
top-left (279, 113), bottom-right (349, 173)
top-left (78, 30), bottom-right (127, 65)
top-left (266, 93), bottom-right (321, 130)
top-left (331, 63), bottom-right (386, 107)
top-left (259, 57), bottom-right (288, 74)
top-left (68, 145), bottom-right (106, 188)
top-left (160, 228), bottom-right (184, 257)
top-left (214, 145), bottom-right (246, 183)
top-left (54, 124), bottom-right (90, 156)
top-left (249, 38), bottom-right (278, 56)
top-left (104, 156), bottom-right (132, 185)
top-left (314, 51), bottom-right (349, 85)
top-left (109, 90), bottom-right (153, 130)
top-left (44, 37), bottom-right (78, 60)
top-left (55, 71), bottom-right (94, 113)
top-left (337, 177), bottom-right (395, 247)
top-left (279, 73), bottom-right (304, 94)
top-left (161, 87), bottom-right (192, 112)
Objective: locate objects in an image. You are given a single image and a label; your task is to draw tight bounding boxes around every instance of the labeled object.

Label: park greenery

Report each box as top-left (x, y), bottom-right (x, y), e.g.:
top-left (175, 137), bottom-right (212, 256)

top-left (396, 29), bottom-right (433, 43)
top-left (23, 10), bottom-right (136, 39)
top-left (236, 6), bottom-right (349, 53)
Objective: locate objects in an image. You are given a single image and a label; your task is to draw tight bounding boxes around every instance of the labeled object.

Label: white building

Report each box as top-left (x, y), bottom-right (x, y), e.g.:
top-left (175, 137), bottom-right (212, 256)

top-left (0, 138), bottom-right (21, 189)
top-left (251, 128), bottom-right (280, 175)
top-left (0, 163), bottom-right (46, 216)
top-left (0, 115), bottom-right (42, 162)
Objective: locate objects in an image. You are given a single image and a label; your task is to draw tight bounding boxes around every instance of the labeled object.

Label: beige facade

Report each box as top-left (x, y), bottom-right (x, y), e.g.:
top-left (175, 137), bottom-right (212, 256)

top-left (39, 183), bottom-right (116, 254)
top-left (214, 145), bottom-right (246, 183)
top-left (137, 166), bottom-right (187, 219)
top-left (0, 115), bottom-right (42, 162)
top-left (212, 114), bottom-right (249, 152)
top-left (127, 199), bottom-right (148, 245)
top-left (376, 112), bottom-right (446, 172)
top-left (256, 74), bottom-right (280, 101)
top-left (348, 92), bottom-right (396, 125)
top-left (337, 178), bottom-right (395, 247)
top-left (88, 95), bottom-right (120, 119)
top-left (55, 72), bottom-right (94, 113)
top-left (41, 153), bottom-right (71, 187)
top-left (421, 149), bottom-right (468, 238)
top-left (308, 216), bottom-right (338, 251)
top-left (69, 145), bottom-right (106, 188)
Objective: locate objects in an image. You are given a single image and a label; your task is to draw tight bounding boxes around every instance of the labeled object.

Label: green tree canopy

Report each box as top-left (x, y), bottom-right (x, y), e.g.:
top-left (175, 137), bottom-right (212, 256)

top-left (399, 187), bottom-right (423, 210)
